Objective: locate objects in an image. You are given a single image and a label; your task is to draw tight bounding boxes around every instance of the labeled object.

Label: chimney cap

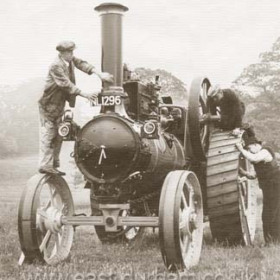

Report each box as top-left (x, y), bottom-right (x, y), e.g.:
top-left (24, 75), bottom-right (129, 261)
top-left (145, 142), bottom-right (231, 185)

top-left (94, 3), bottom-right (128, 14)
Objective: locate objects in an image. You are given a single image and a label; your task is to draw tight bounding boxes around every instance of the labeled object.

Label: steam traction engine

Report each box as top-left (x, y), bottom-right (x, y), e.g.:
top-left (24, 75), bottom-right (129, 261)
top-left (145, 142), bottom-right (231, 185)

top-left (18, 3), bottom-right (257, 271)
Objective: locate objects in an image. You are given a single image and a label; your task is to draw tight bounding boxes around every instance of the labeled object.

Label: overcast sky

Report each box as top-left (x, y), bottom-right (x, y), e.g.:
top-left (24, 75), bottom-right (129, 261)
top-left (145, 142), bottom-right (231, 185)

top-left (1, 0), bottom-right (280, 90)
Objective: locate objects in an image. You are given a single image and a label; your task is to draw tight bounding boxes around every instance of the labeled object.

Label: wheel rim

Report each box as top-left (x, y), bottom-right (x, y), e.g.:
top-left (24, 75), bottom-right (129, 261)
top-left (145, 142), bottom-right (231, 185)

top-left (159, 171), bottom-right (203, 271)
top-left (238, 155), bottom-right (257, 245)
top-left (18, 174), bottom-right (74, 265)
top-left (188, 76), bottom-right (212, 160)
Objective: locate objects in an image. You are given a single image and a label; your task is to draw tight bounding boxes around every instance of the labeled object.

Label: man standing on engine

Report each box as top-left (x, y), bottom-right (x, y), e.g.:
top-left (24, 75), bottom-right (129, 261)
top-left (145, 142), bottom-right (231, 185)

top-left (204, 85), bottom-right (245, 134)
top-left (38, 40), bottom-right (113, 175)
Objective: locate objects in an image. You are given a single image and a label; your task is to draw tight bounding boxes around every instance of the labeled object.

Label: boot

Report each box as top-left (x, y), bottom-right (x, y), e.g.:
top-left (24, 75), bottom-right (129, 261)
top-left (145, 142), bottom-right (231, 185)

top-left (39, 166), bottom-right (60, 175)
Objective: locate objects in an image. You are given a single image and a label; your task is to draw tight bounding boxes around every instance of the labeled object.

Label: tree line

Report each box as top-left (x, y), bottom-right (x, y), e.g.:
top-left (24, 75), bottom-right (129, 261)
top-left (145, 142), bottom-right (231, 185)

top-left (234, 37), bottom-right (280, 150)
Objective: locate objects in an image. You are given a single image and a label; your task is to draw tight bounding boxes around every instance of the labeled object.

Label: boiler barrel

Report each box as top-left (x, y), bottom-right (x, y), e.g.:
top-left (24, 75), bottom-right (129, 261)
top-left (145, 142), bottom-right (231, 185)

top-left (143, 137), bottom-right (185, 188)
top-left (74, 115), bottom-right (185, 187)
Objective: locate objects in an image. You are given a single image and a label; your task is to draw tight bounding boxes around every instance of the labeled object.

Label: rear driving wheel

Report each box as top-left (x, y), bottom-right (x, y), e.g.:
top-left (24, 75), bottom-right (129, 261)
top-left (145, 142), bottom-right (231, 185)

top-left (206, 131), bottom-right (257, 245)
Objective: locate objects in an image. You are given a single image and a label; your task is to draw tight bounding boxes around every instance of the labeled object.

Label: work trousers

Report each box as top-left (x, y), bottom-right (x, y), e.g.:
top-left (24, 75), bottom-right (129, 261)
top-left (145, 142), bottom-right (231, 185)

top-left (39, 107), bottom-right (63, 169)
top-left (260, 174), bottom-right (280, 243)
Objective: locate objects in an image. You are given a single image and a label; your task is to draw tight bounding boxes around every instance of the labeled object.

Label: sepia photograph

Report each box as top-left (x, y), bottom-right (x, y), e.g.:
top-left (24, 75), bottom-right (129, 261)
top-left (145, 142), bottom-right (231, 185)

top-left (1, 0), bottom-right (280, 279)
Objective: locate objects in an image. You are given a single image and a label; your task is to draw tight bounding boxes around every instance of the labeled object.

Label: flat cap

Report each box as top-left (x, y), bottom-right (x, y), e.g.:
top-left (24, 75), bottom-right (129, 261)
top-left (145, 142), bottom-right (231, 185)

top-left (244, 135), bottom-right (262, 148)
top-left (56, 40), bottom-right (76, 52)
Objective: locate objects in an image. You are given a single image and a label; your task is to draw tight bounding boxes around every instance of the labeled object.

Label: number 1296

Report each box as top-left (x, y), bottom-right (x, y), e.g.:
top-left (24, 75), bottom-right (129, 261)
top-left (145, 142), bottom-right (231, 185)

top-left (97, 95), bottom-right (121, 106)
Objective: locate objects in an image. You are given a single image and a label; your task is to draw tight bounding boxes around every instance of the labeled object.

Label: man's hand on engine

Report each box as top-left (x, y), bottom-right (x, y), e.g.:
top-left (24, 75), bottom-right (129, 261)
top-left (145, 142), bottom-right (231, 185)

top-left (231, 128), bottom-right (241, 136)
top-left (80, 91), bottom-right (99, 101)
top-left (200, 114), bottom-right (221, 125)
top-left (200, 113), bottom-right (211, 124)
top-left (91, 68), bottom-right (114, 84)
top-left (99, 72), bottom-right (114, 84)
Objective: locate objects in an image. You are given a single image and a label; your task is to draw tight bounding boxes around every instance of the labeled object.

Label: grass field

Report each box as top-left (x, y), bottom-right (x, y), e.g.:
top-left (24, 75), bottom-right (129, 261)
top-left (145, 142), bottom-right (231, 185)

top-left (1, 154), bottom-right (280, 280)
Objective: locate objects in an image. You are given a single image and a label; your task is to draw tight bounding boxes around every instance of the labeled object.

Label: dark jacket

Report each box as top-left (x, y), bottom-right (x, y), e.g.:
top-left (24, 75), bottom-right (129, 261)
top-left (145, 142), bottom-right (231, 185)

top-left (219, 89), bottom-right (244, 130)
top-left (253, 146), bottom-right (280, 186)
top-left (39, 55), bottom-right (94, 120)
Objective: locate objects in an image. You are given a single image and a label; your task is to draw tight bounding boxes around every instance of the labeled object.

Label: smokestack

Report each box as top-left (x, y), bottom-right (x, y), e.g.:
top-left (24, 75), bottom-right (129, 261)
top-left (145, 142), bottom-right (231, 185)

top-left (94, 3), bottom-right (128, 88)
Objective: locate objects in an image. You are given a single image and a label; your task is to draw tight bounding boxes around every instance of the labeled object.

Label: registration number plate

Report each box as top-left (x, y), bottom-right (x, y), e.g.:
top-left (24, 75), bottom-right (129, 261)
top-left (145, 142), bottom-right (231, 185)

top-left (97, 95), bottom-right (121, 106)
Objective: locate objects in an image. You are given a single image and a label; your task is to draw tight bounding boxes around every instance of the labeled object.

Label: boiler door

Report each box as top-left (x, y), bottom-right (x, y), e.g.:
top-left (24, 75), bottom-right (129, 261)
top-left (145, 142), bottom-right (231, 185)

top-left (75, 115), bottom-right (140, 184)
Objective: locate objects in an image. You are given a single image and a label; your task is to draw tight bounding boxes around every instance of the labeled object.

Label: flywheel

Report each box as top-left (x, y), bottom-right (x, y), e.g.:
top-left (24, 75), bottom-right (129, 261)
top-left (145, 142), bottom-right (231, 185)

top-left (18, 174), bottom-right (74, 265)
top-left (188, 76), bottom-right (212, 161)
top-left (206, 131), bottom-right (257, 245)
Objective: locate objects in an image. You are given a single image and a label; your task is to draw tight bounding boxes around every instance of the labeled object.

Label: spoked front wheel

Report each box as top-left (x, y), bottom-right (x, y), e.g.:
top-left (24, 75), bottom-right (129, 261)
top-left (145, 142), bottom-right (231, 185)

top-left (18, 174), bottom-right (74, 265)
top-left (159, 171), bottom-right (203, 271)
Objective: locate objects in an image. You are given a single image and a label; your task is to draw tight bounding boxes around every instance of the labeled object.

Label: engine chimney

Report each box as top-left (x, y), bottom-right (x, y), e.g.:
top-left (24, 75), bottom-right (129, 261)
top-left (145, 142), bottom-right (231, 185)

top-left (95, 3), bottom-right (128, 87)
top-left (95, 3), bottom-right (128, 115)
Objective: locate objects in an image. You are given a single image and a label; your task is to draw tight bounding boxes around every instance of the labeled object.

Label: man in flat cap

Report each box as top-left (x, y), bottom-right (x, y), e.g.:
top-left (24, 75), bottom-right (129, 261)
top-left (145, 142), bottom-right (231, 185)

top-left (203, 85), bottom-right (245, 134)
top-left (38, 40), bottom-right (113, 175)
